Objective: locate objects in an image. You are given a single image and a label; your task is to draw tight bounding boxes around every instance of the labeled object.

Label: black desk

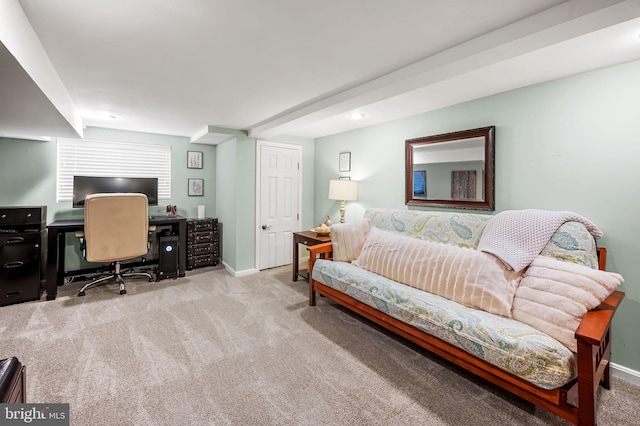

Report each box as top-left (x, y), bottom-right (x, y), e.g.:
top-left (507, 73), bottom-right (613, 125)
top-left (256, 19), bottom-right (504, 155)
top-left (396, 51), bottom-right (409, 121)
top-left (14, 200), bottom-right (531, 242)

top-left (45, 215), bottom-right (187, 300)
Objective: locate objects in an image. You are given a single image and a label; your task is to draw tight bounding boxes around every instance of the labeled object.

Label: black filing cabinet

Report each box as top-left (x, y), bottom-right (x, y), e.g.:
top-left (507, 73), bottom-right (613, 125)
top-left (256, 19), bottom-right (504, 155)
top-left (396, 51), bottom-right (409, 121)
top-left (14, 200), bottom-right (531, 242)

top-left (186, 218), bottom-right (220, 270)
top-left (0, 206), bottom-right (46, 306)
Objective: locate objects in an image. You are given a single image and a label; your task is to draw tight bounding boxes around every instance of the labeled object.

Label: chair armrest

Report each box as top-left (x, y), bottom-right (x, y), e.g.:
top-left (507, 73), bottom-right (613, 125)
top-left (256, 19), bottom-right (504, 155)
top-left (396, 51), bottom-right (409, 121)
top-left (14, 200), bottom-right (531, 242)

top-left (575, 290), bottom-right (624, 345)
top-left (74, 231), bottom-right (84, 238)
top-left (307, 242), bottom-right (333, 280)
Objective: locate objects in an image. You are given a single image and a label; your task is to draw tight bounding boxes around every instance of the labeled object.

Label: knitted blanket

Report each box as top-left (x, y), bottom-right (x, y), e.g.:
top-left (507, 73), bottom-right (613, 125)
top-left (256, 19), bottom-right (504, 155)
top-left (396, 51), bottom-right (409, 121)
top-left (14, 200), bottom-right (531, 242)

top-left (478, 209), bottom-right (603, 272)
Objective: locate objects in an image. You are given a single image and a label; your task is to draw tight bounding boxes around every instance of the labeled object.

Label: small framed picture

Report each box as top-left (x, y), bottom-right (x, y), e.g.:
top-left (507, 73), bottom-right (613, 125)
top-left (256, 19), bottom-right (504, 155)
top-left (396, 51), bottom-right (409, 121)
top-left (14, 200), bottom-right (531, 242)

top-left (339, 151), bottom-right (351, 172)
top-left (339, 176), bottom-right (351, 180)
top-left (187, 151), bottom-right (203, 169)
top-left (188, 178), bottom-right (204, 196)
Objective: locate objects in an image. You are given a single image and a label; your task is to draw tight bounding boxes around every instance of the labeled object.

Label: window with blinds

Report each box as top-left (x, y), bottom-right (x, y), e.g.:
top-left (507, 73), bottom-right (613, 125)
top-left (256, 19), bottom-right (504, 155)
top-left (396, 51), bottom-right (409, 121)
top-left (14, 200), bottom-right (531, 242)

top-left (57, 138), bottom-right (171, 203)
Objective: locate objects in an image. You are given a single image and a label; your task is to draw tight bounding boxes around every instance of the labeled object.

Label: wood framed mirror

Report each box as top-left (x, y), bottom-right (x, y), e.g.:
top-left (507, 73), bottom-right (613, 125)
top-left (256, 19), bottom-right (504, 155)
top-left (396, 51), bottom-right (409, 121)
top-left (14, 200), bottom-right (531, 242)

top-left (405, 126), bottom-right (495, 210)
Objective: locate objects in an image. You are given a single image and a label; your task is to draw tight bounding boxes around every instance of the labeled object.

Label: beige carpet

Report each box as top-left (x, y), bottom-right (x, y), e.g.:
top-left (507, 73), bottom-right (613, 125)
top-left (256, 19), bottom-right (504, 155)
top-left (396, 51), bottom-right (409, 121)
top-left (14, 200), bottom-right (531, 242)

top-left (1, 266), bottom-right (638, 425)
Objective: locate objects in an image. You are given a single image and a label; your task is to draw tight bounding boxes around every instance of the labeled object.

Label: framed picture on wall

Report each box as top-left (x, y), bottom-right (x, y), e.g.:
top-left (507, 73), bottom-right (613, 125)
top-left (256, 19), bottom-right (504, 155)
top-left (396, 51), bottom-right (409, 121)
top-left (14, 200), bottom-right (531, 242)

top-left (339, 151), bottom-right (351, 172)
top-left (188, 178), bottom-right (204, 196)
top-left (187, 151), bottom-right (203, 169)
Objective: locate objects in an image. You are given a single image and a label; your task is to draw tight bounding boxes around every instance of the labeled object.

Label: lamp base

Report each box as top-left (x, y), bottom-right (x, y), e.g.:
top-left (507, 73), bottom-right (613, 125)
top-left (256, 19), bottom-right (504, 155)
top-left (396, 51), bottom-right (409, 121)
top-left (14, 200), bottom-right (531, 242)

top-left (339, 200), bottom-right (346, 223)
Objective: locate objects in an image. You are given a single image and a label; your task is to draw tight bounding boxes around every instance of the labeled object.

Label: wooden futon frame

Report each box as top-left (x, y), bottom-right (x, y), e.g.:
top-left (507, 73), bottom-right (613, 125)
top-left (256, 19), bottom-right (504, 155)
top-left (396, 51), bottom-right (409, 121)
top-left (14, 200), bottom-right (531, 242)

top-left (307, 244), bottom-right (623, 426)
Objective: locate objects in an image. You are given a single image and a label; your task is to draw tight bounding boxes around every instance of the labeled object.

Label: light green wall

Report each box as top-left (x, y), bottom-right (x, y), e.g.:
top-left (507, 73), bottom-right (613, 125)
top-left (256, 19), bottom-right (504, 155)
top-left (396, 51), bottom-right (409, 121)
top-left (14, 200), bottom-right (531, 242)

top-left (215, 137), bottom-right (237, 269)
top-left (314, 59), bottom-right (640, 371)
top-left (0, 126), bottom-right (217, 270)
top-left (0, 123), bottom-right (314, 275)
top-left (0, 127), bottom-right (216, 220)
top-left (208, 127), bottom-right (315, 273)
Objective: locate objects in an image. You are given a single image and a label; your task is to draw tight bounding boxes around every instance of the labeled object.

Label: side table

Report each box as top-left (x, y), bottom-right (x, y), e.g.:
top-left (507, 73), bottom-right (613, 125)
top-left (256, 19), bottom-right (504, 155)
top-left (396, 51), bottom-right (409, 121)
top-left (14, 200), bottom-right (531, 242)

top-left (292, 231), bottom-right (331, 281)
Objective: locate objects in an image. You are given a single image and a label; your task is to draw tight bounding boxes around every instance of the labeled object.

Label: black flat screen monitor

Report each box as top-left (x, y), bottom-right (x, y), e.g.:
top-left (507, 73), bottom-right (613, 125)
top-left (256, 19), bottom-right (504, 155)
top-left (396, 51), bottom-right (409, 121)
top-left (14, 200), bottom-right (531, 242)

top-left (73, 176), bottom-right (159, 208)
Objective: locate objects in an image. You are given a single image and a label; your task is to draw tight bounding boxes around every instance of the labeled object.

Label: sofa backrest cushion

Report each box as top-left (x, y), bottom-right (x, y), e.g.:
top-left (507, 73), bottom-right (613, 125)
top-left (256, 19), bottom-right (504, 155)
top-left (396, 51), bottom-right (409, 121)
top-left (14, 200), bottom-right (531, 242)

top-left (539, 221), bottom-right (599, 269)
top-left (364, 208), bottom-right (490, 249)
top-left (353, 227), bottom-right (522, 317)
top-left (512, 255), bottom-right (623, 352)
top-left (330, 218), bottom-right (371, 262)
top-left (363, 208), bottom-right (599, 269)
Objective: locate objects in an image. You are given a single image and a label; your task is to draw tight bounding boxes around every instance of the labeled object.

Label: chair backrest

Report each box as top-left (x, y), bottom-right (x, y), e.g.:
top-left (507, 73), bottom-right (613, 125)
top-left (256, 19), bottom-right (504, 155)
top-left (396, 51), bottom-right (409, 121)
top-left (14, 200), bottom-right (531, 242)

top-left (84, 193), bottom-right (150, 263)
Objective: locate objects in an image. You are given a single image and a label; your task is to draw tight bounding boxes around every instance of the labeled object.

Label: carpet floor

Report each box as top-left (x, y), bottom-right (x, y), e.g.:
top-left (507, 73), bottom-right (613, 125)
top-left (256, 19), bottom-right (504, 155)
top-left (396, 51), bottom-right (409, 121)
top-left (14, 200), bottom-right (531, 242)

top-left (1, 265), bottom-right (638, 425)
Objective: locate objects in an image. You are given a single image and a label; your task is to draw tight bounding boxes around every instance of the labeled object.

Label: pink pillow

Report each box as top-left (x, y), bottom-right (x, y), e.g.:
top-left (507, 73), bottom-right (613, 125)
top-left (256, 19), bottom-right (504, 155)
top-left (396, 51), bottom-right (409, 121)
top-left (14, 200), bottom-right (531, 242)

top-left (353, 228), bottom-right (522, 317)
top-left (330, 218), bottom-right (371, 262)
top-left (512, 255), bottom-right (623, 351)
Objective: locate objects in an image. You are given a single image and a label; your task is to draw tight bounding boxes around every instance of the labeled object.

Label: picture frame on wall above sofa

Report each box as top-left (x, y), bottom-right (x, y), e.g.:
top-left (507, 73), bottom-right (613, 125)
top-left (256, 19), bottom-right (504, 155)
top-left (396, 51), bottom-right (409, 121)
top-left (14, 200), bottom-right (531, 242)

top-left (187, 151), bottom-right (203, 169)
top-left (339, 151), bottom-right (351, 172)
top-left (188, 178), bottom-right (204, 196)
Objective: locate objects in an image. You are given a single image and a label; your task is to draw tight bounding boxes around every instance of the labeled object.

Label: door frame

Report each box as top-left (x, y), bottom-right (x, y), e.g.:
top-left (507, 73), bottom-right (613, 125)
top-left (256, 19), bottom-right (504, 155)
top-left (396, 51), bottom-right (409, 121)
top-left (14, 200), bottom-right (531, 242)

top-left (255, 140), bottom-right (302, 271)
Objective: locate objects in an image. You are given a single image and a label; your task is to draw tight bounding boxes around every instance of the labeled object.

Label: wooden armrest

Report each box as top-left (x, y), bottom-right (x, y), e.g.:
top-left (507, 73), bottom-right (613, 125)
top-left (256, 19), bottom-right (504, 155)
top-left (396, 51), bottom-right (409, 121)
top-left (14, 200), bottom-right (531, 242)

top-left (74, 231), bottom-right (84, 238)
top-left (307, 242), bottom-right (333, 283)
top-left (307, 242), bottom-right (333, 257)
top-left (575, 290), bottom-right (624, 345)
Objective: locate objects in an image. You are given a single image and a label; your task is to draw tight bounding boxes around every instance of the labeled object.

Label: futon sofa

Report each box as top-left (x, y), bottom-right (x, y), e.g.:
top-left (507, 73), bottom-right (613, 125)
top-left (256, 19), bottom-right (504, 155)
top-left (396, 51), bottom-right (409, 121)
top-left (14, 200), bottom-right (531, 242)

top-left (307, 208), bottom-right (624, 426)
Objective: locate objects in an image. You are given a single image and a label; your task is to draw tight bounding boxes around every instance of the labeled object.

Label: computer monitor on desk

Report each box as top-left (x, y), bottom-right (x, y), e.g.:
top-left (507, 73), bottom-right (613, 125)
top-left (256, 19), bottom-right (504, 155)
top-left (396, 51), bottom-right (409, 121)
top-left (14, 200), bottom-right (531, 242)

top-left (72, 176), bottom-right (158, 208)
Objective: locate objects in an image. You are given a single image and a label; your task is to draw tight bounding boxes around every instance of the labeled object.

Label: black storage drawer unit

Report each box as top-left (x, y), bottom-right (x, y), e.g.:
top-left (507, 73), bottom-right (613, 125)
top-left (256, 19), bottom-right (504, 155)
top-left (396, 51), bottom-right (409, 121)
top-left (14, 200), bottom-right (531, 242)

top-left (187, 220), bottom-right (215, 232)
top-left (0, 206), bottom-right (46, 307)
top-left (186, 218), bottom-right (220, 270)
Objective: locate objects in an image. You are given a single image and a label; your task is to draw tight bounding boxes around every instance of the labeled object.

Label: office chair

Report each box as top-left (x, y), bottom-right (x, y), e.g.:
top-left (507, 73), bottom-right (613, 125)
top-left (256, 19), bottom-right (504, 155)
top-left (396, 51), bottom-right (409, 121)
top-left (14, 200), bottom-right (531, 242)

top-left (76, 193), bottom-right (155, 296)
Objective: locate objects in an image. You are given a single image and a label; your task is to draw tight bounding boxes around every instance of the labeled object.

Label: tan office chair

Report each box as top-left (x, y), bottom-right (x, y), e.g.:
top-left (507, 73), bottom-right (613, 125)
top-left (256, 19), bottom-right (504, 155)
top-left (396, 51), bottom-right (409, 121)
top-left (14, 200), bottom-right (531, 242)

top-left (76, 193), bottom-right (155, 296)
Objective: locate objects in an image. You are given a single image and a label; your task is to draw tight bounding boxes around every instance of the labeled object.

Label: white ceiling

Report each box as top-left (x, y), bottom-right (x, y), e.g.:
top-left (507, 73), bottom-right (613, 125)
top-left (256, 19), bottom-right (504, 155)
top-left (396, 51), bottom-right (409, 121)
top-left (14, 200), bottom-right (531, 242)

top-left (2, 0), bottom-right (640, 142)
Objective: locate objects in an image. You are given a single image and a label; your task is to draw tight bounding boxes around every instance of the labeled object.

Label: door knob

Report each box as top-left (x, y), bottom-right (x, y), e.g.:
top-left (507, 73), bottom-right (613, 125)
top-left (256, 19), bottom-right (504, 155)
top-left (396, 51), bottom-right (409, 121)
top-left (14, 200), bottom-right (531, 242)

top-left (261, 225), bottom-right (272, 230)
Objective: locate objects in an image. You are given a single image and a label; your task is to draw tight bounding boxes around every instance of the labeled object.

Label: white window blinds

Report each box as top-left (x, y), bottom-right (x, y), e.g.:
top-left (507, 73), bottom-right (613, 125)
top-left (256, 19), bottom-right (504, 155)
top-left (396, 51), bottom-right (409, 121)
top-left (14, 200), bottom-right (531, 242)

top-left (57, 138), bottom-right (171, 202)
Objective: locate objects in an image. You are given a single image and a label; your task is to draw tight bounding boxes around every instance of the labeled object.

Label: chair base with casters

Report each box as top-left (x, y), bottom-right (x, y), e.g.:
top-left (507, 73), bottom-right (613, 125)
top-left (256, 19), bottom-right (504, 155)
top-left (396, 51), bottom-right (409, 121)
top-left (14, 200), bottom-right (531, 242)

top-left (78, 261), bottom-right (155, 296)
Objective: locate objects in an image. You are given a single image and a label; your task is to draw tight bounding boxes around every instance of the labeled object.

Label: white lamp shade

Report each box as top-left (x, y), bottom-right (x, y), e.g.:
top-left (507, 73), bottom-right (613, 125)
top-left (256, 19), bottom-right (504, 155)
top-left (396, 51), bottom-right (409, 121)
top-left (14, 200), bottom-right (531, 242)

top-left (328, 179), bottom-right (358, 201)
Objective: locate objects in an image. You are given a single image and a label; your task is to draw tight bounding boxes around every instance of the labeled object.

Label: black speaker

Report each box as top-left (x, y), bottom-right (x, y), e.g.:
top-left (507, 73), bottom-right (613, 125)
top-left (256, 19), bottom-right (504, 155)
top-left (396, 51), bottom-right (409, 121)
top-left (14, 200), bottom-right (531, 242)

top-left (158, 235), bottom-right (179, 279)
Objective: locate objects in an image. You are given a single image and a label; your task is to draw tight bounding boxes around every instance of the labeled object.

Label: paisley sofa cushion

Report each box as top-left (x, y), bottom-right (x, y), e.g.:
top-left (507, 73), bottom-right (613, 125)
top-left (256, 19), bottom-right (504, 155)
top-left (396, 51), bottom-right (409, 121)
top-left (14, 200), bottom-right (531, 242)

top-left (312, 259), bottom-right (576, 390)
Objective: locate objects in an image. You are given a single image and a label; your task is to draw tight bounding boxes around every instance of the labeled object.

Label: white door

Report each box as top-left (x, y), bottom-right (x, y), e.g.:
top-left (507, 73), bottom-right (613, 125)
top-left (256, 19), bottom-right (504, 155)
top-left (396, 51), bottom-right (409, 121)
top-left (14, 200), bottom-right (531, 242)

top-left (257, 142), bottom-right (301, 270)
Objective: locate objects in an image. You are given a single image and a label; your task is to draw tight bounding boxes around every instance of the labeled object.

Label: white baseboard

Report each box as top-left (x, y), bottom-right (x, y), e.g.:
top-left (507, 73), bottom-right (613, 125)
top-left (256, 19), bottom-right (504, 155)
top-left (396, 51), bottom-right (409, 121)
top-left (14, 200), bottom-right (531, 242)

top-left (221, 261), bottom-right (258, 277)
top-left (612, 362), bottom-right (640, 386)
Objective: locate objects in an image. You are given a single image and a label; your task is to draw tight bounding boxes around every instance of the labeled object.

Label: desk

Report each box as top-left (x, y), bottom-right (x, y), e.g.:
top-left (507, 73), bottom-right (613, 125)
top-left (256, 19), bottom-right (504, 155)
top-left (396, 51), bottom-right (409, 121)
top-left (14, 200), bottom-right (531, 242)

top-left (45, 215), bottom-right (187, 300)
top-left (292, 231), bottom-right (331, 282)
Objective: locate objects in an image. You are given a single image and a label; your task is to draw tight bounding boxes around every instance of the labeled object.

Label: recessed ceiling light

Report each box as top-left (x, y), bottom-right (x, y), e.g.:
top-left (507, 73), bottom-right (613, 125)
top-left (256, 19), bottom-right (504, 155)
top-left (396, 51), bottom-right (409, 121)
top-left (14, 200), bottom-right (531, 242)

top-left (348, 112), bottom-right (365, 120)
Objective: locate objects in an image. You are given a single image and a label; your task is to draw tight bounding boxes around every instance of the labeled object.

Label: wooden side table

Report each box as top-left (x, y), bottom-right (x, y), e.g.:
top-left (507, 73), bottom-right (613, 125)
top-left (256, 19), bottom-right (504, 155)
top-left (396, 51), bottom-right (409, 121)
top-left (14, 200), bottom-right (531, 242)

top-left (292, 231), bottom-right (331, 281)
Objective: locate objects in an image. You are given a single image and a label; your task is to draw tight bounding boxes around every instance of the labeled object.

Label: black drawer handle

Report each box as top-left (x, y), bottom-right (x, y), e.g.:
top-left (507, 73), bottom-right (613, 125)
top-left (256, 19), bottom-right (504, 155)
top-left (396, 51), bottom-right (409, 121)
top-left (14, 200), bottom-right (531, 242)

top-left (4, 261), bottom-right (24, 269)
top-left (4, 237), bottom-right (24, 244)
top-left (5, 291), bottom-right (23, 298)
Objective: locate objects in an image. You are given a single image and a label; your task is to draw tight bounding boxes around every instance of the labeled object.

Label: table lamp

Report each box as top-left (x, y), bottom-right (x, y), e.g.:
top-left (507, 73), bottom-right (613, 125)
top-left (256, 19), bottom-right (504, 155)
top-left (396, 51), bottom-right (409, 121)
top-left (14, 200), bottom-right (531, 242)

top-left (328, 179), bottom-right (358, 223)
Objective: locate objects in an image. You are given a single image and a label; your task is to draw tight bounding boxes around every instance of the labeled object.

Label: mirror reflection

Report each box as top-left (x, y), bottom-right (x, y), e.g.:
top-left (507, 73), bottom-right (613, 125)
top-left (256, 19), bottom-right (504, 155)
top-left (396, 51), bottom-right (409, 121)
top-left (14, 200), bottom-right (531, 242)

top-left (412, 137), bottom-right (485, 201)
top-left (405, 126), bottom-right (494, 210)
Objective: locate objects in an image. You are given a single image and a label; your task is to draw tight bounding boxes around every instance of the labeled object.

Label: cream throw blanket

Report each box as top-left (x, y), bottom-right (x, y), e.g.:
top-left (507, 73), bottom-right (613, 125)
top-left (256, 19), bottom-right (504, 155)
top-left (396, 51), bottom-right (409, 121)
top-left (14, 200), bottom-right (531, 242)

top-left (478, 209), bottom-right (603, 272)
